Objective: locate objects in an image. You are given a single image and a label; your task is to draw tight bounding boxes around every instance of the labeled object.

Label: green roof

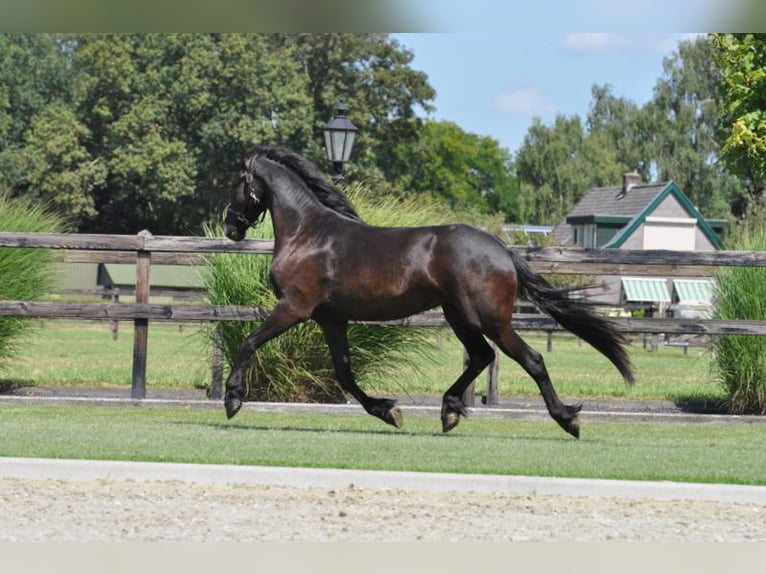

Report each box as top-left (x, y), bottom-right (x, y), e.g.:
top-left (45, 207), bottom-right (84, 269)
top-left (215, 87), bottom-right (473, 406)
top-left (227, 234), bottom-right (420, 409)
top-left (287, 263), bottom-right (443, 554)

top-left (100, 264), bottom-right (205, 289)
top-left (606, 181), bottom-right (724, 249)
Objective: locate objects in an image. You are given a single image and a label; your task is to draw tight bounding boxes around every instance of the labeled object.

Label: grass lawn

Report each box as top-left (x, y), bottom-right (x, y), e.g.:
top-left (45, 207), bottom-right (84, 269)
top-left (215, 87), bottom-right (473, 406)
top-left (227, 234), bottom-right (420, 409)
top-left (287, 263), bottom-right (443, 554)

top-left (1, 320), bottom-right (211, 389)
top-left (0, 404), bottom-right (763, 485)
top-left (0, 320), bottom-right (725, 406)
top-left (0, 321), bottom-right (757, 484)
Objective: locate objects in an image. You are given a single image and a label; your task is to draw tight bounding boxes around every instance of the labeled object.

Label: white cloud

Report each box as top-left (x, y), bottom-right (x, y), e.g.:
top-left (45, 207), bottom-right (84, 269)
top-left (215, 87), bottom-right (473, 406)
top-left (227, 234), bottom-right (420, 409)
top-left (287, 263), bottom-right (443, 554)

top-left (493, 87), bottom-right (556, 117)
top-left (562, 33), bottom-right (707, 54)
top-left (562, 33), bottom-right (617, 52)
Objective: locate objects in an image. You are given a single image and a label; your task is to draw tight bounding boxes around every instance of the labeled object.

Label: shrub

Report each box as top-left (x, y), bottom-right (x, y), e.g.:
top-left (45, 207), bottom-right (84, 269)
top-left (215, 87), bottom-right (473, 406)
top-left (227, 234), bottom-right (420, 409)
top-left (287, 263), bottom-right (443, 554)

top-left (711, 209), bottom-right (766, 415)
top-left (0, 192), bottom-right (64, 367)
top-left (202, 182), bottom-right (457, 403)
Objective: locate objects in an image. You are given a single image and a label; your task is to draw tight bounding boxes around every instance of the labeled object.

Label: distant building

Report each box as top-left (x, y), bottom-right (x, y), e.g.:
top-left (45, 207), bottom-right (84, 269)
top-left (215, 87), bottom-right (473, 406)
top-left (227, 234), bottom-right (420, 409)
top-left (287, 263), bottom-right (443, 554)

top-left (550, 172), bottom-right (726, 315)
top-left (56, 262), bottom-right (205, 302)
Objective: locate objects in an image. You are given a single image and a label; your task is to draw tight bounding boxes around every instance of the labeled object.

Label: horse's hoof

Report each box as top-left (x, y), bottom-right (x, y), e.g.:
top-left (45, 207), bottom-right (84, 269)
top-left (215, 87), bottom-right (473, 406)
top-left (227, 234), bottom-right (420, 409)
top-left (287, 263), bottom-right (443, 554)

top-left (441, 411), bottom-right (460, 433)
top-left (386, 406), bottom-right (403, 429)
top-left (565, 404), bottom-right (581, 439)
top-left (567, 417), bottom-right (580, 440)
top-left (556, 413), bottom-right (580, 439)
top-left (225, 397), bottom-right (242, 419)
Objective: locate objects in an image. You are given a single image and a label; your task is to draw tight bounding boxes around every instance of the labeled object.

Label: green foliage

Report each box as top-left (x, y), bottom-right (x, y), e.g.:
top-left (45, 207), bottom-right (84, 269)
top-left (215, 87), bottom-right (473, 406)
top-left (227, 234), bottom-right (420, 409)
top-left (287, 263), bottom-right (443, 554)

top-left (20, 105), bottom-right (107, 223)
top-left (201, 183), bottom-right (444, 403)
top-left (1, 32), bottom-right (753, 236)
top-left (0, 33), bottom-right (435, 235)
top-left (0, 192), bottom-right (63, 366)
top-left (711, 203), bottom-right (766, 414)
top-left (711, 33), bottom-right (766, 213)
top-left (279, 34), bottom-right (435, 180)
top-left (516, 115), bottom-right (623, 225)
top-left (74, 33), bottom-right (312, 234)
top-left (400, 120), bottom-right (519, 220)
top-left (647, 36), bottom-right (742, 220)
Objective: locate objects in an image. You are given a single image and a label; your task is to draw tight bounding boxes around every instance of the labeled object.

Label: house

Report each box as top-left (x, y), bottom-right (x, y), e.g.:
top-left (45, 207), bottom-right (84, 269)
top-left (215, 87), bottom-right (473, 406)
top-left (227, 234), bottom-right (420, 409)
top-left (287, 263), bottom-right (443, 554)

top-left (550, 172), bottom-right (727, 314)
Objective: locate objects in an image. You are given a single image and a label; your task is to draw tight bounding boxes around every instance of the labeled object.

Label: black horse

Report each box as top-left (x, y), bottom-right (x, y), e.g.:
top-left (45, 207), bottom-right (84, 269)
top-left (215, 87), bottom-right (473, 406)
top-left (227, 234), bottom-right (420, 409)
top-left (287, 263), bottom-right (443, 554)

top-left (222, 145), bottom-right (634, 438)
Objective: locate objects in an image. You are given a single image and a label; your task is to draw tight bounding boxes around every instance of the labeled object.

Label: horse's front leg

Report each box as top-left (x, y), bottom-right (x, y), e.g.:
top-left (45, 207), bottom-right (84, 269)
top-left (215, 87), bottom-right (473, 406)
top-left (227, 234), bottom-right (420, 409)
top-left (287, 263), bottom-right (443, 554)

top-left (319, 320), bottom-right (403, 429)
top-left (224, 303), bottom-right (302, 419)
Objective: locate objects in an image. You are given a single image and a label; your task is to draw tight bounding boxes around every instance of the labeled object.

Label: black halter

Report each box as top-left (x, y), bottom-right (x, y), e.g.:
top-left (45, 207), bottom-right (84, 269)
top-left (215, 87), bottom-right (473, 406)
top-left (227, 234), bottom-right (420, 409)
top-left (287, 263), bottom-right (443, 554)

top-left (225, 158), bottom-right (262, 228)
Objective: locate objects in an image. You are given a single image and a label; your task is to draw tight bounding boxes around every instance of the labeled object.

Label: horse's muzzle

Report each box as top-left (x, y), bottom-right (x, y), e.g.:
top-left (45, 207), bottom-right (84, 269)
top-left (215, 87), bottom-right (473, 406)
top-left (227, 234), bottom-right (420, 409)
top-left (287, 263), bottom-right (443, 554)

top-left (223, 223), bottom-right (245, 242)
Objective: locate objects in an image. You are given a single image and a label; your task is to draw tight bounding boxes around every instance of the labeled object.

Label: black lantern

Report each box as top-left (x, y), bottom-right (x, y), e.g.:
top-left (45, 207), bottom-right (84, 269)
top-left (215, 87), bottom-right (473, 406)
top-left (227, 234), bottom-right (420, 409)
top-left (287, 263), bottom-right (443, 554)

top-left (323, 102), bottom-right (358, 181)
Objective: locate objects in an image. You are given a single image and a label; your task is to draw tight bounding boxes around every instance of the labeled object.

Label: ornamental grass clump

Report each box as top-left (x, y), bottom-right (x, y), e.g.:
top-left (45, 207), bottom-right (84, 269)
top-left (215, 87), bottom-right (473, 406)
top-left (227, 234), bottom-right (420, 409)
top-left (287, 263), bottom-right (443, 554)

top-left (202, 183), bottom-right (456, 403)
top-left (711, 212), bottom-right (766, 415)
top-left (0, 192), bottom-right (64, 367)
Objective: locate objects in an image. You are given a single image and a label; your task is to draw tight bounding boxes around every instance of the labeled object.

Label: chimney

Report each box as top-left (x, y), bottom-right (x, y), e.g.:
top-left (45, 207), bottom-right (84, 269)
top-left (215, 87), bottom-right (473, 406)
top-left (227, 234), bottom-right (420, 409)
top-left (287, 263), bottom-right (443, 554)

top-left (617, 170), bottom-right (642, 199)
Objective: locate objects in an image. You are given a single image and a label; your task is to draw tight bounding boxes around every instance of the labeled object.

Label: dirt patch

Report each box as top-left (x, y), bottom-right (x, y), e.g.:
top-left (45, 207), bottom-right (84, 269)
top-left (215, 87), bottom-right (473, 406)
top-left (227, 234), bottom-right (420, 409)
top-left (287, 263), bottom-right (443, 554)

top-left (1, 478), bottom-right (764, 541)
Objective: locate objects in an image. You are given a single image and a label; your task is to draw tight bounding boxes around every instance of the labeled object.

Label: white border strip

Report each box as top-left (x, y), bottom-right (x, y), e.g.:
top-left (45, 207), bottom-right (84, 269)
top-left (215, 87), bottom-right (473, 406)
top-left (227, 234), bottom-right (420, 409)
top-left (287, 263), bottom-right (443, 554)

top-left (2, 457), bottom-right (766, 504)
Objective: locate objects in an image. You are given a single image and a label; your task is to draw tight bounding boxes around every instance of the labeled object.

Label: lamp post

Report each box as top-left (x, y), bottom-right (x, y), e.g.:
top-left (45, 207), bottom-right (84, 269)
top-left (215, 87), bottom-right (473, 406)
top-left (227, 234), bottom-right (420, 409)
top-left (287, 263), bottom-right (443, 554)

top-left (323, 102), bottom-right (358, 181)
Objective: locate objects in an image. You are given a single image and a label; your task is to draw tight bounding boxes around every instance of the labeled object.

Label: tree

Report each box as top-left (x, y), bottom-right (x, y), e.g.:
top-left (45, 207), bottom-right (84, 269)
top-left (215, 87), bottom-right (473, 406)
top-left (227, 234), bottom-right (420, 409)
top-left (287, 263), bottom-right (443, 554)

top-left (73, 34), bottom-right (313, 234)
top-left (646, 35), bottom-right (741, 220)
top-left (711, 33), bottom-right (766, 214)
top-left (0, 34), bottom-right (75, 196)
top-left (278, 34), bottom-right (436, 189)
top-left (515, 115), bottom-right (623, 224)
top-left (1, 33), bottom-right (438, 234)
top-left (20, 105), bottom-right (107, 224)
top-left (587, 83), bottom-right (650, 176)
top-left (403, 120), bottom-right (519, 220)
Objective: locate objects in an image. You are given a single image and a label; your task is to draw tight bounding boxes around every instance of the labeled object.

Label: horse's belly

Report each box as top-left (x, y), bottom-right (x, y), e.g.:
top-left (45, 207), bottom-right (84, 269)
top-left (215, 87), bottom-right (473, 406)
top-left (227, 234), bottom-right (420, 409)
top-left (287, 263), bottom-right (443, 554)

top-left (320, 289), bottom-right (441, 322)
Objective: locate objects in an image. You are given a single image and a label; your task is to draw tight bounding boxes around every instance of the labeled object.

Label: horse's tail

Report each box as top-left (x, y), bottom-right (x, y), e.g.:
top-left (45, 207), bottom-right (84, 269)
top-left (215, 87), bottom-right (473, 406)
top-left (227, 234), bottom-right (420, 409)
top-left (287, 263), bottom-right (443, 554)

top-left (508, 249), bottom-right (635, 384)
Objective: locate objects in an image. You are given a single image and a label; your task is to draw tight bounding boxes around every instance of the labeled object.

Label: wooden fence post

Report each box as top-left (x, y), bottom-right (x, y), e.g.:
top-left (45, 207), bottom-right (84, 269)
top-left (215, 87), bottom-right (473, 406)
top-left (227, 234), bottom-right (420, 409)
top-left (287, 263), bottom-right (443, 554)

top-left (486, 341), bottom-right (499, 406)
top-left (110, 288), bottom-right (120, 341)
top-left (462, 342), bottom-right (500, 407)
top-left (210, 331), bottom-right (224, 400)
top-left (131, 230), bottom-right (152, 399)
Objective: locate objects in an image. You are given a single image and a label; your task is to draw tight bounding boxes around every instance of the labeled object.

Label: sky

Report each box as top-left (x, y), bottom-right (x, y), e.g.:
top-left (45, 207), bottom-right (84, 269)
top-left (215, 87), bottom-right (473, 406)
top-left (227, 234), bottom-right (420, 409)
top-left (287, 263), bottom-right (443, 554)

top-left (389, 0), bottom-right (721, 154)
top-left (392, 31), bottom-right (704, 155)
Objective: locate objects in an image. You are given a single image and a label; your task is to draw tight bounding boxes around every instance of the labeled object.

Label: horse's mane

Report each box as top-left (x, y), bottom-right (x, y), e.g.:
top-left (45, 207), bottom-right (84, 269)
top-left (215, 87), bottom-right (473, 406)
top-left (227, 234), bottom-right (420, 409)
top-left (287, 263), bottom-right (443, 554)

top-left (248, 144), bottom-right (361, 221)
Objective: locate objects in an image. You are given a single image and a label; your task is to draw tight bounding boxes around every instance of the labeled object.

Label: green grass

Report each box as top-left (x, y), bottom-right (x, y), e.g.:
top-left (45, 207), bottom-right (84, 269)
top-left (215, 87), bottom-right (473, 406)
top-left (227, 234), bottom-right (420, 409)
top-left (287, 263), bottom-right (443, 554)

top-left (0, 320), bottom-right (210, 389)
top-left (376, 331), bottom-right (721, 404)
top-left (0, 320), bottom-right (724, 405)
top-left (0, 191), bottom-right (64, 366)
top-left (0, 405), bottom-right (763, 485)
top-left (711, 219), bottom-right (766, 415)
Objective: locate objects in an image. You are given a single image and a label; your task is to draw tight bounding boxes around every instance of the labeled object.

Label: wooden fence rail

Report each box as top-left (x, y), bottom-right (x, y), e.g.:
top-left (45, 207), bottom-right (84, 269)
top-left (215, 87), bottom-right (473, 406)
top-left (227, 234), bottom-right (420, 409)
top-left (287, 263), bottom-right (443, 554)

top-left (2, 231), bottom-right (766, 403)
top-left (3, 301), bottom-right (766, 336)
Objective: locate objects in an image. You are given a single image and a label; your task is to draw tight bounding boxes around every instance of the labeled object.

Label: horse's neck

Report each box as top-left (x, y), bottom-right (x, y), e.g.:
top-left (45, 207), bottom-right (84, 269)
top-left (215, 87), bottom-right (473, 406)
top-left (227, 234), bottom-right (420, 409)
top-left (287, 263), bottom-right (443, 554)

top-left (268, 185), bottom-right (326, 243)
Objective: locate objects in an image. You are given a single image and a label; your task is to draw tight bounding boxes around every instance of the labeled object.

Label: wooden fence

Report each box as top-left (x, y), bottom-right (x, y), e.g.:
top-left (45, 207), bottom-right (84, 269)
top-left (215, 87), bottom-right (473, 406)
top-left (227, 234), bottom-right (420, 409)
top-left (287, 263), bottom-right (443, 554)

top-left (2, 231), bottom-right (766, 404)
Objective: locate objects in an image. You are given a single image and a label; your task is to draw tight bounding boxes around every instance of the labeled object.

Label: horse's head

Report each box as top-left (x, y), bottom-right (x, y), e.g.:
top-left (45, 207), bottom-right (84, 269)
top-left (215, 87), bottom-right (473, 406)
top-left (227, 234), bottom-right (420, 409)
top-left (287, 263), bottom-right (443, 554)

top-left (223, 156), bottom-right (267, 241)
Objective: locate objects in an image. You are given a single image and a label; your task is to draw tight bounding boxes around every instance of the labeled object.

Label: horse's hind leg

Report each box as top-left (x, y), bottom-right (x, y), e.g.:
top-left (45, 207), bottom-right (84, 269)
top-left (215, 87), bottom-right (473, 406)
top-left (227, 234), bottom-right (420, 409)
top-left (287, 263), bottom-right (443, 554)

top-left (492, 326), bottom-right (581, 439)
top-left (319, 320), bottom-right (403, 429)
top-left (441, 304), bottom-right (495, 433)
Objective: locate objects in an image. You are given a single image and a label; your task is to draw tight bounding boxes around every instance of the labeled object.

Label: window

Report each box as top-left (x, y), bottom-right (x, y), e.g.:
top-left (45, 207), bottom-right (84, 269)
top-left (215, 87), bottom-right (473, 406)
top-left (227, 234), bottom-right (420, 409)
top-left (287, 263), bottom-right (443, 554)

top-left (574, 224), bottom-right (597, 248)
